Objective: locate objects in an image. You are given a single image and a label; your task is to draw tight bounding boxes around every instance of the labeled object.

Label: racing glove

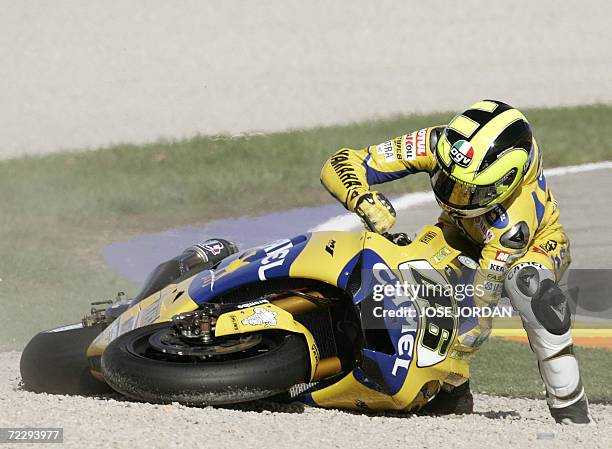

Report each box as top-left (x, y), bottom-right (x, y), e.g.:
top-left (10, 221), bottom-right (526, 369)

top-left (351, 191), bottom-right (396, 234)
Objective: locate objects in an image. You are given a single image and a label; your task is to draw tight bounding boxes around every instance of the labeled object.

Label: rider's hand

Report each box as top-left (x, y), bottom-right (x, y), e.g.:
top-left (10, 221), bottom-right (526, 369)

top-left (352, 191), bottom-right (396, 234)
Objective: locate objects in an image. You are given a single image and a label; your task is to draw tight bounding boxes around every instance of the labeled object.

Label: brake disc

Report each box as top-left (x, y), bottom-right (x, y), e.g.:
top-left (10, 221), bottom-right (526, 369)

top-left (148, 328), bottom-right (262, 358)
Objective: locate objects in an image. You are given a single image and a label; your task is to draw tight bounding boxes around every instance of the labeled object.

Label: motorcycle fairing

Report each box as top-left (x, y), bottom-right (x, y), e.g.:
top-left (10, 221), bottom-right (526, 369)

top-left (86, 231), bottom-right (366, 361)
top-left (215, 303), bottom-right (320, 380)
top-left (304, 225), bottom-right (471, 411)
top-left (186, 231), bottom-right (366, 305)
top-left (86, 224), bottom-right (471, 411)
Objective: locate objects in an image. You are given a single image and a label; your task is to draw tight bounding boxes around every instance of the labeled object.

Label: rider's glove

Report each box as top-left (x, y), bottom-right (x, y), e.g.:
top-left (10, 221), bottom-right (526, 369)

top-left (352, 191), bottom-right (396, 234)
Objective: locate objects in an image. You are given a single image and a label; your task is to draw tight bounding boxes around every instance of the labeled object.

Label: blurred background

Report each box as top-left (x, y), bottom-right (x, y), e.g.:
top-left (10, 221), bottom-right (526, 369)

top-left (2, 0), bottom-right (611, 158)
top-left (1, 0), bottom-right (611, 399)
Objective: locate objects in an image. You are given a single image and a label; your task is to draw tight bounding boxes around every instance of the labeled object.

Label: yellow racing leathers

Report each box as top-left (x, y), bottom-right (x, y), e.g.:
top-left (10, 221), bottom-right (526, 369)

top-left (320, 127), bottom-right (585, 414)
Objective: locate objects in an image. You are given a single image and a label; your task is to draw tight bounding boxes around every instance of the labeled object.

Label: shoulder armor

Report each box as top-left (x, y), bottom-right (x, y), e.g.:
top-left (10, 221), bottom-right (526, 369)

top-left (500, 221), bottom-right (530, 249)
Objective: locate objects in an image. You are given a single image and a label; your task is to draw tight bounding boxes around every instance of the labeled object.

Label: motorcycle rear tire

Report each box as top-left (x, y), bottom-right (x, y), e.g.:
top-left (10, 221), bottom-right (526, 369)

top-left (101, 322), bottom-right (310, 405)
top-left (20, 323), bottom-right (112, 395)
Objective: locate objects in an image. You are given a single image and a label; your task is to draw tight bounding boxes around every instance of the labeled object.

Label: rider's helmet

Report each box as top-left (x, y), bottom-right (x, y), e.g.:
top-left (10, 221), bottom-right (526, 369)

top-left (431, 100), bottom-right (535, 218)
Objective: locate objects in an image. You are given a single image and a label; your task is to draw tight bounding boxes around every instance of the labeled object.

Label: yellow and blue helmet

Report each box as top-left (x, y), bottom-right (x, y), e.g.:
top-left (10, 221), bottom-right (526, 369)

top-left (431, 100), bottom-right (534, 218)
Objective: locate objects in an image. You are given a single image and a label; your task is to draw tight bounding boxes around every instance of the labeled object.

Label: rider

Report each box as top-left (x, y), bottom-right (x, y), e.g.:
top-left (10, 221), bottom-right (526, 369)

top-left (320, 100), bottom-right (591, 424)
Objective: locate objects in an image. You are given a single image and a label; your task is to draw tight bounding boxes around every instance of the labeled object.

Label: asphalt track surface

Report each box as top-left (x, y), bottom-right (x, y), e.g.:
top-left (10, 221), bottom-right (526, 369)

top-left (2, 167), bottom-right (611, 448)
top-left (392, 167), bottom-right (612, 269)
top-left (2, 0), bottom-right (612, 158)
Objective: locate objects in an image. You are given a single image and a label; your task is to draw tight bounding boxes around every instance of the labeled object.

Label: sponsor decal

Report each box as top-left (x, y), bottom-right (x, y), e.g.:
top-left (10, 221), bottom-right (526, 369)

top-left (431, 246), bottom-right (452, 263)
top-left (241, 307), bottom-right (278, 327)
top-left (419, 230), bottom-right (437, 244)
top-left (237, 299), bottom-right (269, 309)
top-left (495, 250), bottom-right (511, 262)
top-left (416, 129), bottom-right (427, 156)
top-left (230, 314), bottom-right (239, 331)
top-left (258, 239), bottom-right (293, 280)
top-left (403, 133), bottom-right (417, 160)
top-left (485, 205), bottom-right (509, 229)
top-left (484, 281), bottom-right (503, 292)
top-left (330, 149), bottom-right (363, 191)
top-left (489, 261), bottom-right (505, 272)
top-left (109, 319), bottom-right (120, 341)
top-left (325, 239), bottom-right (336, 256)
top-left (376, 139), bottom-right (396, 162)
top-left (137, 297), bottom-right (162, 326)
top-left (532, 246), bottom-right (547, 255)
top-left (487, 272), bottom-right (505, 281)
top-left (540, 240), bottom-right (558, 252)
top-left (458, 255), bottom-right (478, 270)
top-left (119, 316), bottom-right (135, 335)
top-left (506, 261), bottom-right (547, 280)
top-left (203, 240), bottom-right (224, 256)
top-left (449, 139), bottom-right (474, 167)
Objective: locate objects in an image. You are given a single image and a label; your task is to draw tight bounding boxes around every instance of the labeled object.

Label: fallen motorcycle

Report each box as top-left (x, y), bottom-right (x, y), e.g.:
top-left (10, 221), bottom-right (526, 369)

top-left (20, 224), bottom-right (480, 412)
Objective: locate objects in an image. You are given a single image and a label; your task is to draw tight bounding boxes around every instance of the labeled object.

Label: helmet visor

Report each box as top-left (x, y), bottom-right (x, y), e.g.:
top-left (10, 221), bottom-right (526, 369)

top-left (430, 165), bottom-right (517, 211)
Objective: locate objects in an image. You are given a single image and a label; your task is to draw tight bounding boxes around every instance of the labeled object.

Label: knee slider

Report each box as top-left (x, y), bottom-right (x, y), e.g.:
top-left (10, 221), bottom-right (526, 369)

top-left (531, 280), bottom-right (571, 336)
top-left (505, 263), bottom-right (551, 318)
top-left (505, 263), bottom-right (571, 335)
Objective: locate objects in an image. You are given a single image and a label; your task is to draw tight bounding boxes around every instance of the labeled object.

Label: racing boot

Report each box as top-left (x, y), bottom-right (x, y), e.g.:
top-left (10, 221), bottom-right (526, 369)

top-left (549, 395), bottom-right (593, 425)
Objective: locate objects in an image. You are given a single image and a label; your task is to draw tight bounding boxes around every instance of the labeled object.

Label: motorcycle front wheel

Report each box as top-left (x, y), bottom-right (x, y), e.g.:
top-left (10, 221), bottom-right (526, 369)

top-left (101, 322), bottom-right (310, 405)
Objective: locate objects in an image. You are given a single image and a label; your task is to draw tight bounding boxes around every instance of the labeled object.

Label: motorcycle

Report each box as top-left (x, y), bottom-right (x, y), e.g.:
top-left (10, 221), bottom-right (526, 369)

top-left (20, 224), bottom-right (480, 413)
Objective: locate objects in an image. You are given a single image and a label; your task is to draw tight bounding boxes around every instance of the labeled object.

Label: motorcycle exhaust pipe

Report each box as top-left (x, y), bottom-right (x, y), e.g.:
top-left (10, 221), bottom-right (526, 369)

top-left (313, 356), bottom-right (342, 380)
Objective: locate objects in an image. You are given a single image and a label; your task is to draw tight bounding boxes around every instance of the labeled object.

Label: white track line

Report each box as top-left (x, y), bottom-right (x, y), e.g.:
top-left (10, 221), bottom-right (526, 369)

top-left (310, 161), bottom-right (612, 232)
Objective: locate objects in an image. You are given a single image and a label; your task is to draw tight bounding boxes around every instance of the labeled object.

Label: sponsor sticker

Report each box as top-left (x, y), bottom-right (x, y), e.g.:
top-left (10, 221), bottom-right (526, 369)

top-left (486, 205), bottom-right (509, 229)
top-left (506, 261), bottom-right (546, 280)
top-left (403, 133), bottom-right (417, 160)
top-left (241, 307), bottom-right (278, 327)
top-left (458, 255), bottom-right (478, 270)
top-left (484, 281), bottom-right (503, 292)
top-left (540, 240), bottom-right (558, 252)
top-left (431, 246), bottom-right (452, 263)
top-left (449, 139), bottom-right (474, 167)
top-left (237, 299), bottom-right (269, 309)
top-left (419, 230), bottom-right (437, 244)
top-left (137, 297), bottom-right (162, 326)
top-left (489, 261), bottom-right (505, 272)
top-left (376, 140), bottom-right (396, 162)
top-left (495, 250), bottom-right (511, 262)
top-left (203, 240), bottom-right (224, 256)
top-left (416, 129), bottom-right (427, 156)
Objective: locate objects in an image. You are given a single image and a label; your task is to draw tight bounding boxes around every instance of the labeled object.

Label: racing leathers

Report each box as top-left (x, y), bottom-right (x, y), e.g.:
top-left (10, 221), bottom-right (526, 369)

top-left (320, 126), bottom-right (589, 422)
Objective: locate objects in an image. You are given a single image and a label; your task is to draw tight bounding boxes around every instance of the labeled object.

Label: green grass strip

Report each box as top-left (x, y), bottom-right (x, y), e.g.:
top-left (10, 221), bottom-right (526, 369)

top-left (1, 104), bottom-right (611, 359)
top-left (473, 339), bottom-right (612, 403)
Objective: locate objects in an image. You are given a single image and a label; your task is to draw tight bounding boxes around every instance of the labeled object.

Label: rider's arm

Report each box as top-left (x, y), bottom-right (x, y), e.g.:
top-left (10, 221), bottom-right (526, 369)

top-left (320, 127), bottom-right (440, 211)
